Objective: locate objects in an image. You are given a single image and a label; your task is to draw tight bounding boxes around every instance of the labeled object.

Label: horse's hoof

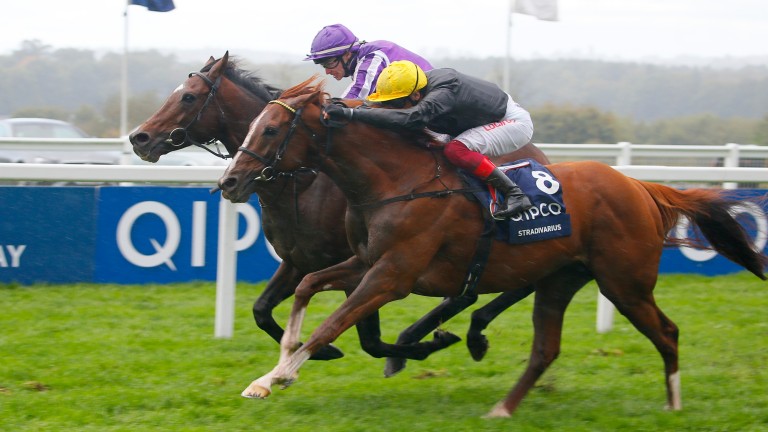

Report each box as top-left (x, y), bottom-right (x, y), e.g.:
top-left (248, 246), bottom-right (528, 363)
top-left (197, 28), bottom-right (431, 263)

top-left (467, 333), bottom-right (489, 361)
top-left (309, 343), bottom-right (344, 361)
top-left (241, 385), bottom-right (271, 399)
top-left (433, 329), bottom-right (461, 348)
top-left (483, 402), bottom-right (511, 418)
top-left (384, 358), bottom-right (407, 377)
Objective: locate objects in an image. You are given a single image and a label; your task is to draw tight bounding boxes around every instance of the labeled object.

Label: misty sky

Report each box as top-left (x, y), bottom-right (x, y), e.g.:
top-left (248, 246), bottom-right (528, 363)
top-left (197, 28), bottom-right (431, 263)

top-left (2, 0), bottom-right (767, 62)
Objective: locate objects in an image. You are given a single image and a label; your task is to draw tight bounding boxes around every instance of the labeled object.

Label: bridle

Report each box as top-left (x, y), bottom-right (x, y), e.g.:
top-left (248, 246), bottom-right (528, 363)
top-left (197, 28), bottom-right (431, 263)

top-left (168, 71), bottom-right (231, 159)
top-left (237, 100), bottom-right (322, 182)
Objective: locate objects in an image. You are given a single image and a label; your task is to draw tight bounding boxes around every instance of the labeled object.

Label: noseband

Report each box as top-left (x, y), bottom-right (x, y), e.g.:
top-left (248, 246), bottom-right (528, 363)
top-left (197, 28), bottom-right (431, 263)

top-left (168, 71), bottom-right (230, 159)
top-left (237, 100), bottom-right (321, 182)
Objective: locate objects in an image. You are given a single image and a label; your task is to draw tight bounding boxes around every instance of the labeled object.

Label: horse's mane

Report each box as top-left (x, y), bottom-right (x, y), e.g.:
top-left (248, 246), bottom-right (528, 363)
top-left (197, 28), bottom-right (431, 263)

top-left (279, 76), bottom-right (438, 149)
top-left (279, 75), bottom-right (326, 99)
top-left (202, 56), bottom-right (282, 101)
top-left (352, 104), bottom-right (440, 150)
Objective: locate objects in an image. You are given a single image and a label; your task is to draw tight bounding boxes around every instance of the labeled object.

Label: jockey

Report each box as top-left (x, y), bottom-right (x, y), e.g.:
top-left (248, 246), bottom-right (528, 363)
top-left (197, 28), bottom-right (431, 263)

top-left (304, 24), bottom-right (433, 100)
top-left (323, 60), bottom-right (535, 219)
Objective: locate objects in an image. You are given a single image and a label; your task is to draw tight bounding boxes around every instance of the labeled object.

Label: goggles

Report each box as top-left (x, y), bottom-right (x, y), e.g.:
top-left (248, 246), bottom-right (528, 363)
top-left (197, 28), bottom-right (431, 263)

top-left (318, 56), bottom-right (341, 69)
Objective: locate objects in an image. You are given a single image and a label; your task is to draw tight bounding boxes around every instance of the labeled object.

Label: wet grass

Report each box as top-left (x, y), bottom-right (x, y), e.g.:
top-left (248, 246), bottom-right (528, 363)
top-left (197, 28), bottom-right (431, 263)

top-left (1, 273), bottom-right (766, 431)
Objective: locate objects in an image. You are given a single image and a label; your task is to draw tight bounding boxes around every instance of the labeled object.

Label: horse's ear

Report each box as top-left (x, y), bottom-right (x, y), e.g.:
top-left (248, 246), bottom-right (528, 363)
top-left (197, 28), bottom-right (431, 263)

top-left (205, 56), bottom-right (216, 66)
top-left (209, 52), bottom-right (229, 79)
top-left (308, 89), bottom-right (326, 106)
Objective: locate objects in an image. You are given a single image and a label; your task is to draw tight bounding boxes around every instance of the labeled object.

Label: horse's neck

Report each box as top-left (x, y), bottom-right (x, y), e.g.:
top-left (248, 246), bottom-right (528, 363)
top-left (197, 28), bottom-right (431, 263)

top-left (217, 79), bottom-right (272, 156)
top-left (323, 127), bottom-right (447, 205)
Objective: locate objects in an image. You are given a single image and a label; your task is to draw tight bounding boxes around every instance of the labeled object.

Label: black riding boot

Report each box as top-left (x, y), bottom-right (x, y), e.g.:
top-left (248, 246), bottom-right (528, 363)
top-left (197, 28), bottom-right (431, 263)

top-left (484, 167), bottom-right (532, 219)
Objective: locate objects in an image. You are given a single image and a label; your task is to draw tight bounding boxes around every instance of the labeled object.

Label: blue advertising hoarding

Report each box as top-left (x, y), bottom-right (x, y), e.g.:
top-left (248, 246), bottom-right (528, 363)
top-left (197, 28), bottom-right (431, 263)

top-left (0, 187), bottom-right (97, 283)
top-left (658, 189), bottom-right (767, 276)
top-left (0, 186), bottom-right (766, 285)
top-left (0, 186), bottom-right (279, 284)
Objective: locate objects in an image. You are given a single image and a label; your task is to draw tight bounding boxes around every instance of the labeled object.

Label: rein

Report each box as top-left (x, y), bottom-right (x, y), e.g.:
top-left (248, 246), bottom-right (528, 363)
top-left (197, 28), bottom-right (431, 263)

top-left (168, 71), bottom-right (231, 159)
top-left (350, 151), bottom-right (485, 209)
top-left (350, 187), bottom-right (485, 209)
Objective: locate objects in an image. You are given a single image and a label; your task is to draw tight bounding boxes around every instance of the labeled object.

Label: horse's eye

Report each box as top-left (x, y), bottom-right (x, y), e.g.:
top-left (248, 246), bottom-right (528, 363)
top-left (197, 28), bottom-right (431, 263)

top-left (181, 93), bottom-right (196, 103)
top-left (264, 126), bottom-right (279, 136)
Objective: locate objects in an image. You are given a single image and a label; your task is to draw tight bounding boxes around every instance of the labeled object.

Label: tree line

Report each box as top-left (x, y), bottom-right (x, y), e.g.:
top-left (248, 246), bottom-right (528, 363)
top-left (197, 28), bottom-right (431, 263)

top-left (1, 40), bottom-right (766, 146)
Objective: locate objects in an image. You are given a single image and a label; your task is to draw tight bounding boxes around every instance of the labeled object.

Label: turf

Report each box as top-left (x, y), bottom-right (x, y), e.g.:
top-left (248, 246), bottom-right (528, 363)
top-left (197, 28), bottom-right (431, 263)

top-left (1, 273), bottom-right (766, 431)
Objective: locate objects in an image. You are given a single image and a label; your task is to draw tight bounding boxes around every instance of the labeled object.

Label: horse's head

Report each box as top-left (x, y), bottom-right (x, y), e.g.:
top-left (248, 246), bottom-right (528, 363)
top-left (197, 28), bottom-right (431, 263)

top-left (218, 76), bottom-right (328, 203)
top-left (129, 52), bottom-right (233, 162)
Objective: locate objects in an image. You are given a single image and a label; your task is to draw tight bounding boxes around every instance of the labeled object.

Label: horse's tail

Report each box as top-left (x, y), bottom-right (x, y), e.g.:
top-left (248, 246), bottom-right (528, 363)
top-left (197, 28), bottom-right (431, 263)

top-left (637, 180), bottom-right (768, 280)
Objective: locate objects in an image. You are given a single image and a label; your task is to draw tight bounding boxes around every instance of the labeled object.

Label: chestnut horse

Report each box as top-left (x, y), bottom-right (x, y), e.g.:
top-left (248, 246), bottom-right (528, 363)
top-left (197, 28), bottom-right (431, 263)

top-left (129, 52), bottom-right (550, 373)
top-left (217, 77), bottom-right (767, 417)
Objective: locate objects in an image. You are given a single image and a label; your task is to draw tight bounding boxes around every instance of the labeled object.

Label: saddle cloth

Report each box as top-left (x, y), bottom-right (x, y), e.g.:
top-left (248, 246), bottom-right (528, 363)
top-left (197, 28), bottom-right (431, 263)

top-left (463, 159), bottom-right (572, 244)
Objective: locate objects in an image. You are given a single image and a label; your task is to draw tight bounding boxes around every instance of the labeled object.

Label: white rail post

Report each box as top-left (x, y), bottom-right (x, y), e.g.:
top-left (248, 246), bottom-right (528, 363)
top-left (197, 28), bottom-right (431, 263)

top-left (596, 293), bottom-right (615, 334)
top-left (616, 141), bottom-right (632, 165)
top-left (596, 142), bottom-right (633, 333)
top-left (215, 197), bottom-right (239, 338)
top-left (723, 143), bottom-right (740, 190)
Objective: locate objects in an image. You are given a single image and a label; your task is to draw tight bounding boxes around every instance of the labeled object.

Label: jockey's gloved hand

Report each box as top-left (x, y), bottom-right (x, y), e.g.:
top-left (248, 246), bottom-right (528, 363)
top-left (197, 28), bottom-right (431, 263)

top-left (323, 104), bottom-right (353, 121)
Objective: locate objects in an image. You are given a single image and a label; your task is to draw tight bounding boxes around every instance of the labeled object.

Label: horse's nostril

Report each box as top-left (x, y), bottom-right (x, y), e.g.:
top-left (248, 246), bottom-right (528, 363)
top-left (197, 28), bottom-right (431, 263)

top-left (130, 132), bottom-right (150, 145)
top-left (221, 176), bottom-right (238, 190)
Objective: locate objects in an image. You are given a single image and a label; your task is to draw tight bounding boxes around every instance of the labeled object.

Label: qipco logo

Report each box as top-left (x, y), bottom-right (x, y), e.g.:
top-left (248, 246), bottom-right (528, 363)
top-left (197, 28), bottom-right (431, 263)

top-left (675, 202), bottom-right (768, 262)
top-left (116, 201), bottom-right (266, 270)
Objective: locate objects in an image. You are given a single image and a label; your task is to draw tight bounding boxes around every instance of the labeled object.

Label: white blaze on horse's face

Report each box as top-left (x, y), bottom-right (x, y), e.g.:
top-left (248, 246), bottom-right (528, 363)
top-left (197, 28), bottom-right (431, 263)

top-left (233, 111), bottom-right (268, 165)
top-left (229, 145), bottom-right (244, 165)
top-left (173, 83), bottom-right (184, 93)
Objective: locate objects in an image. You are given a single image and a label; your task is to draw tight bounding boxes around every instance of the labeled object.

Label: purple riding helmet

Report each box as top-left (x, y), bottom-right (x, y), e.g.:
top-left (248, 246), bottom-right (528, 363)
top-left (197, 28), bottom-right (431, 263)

top-left (304, 24), bottom-right (362, 76)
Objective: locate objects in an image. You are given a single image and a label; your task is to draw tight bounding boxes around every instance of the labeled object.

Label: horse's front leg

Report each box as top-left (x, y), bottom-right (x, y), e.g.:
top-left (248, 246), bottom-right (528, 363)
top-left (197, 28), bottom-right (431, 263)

top-left (252, 261), bottom-right (299, 344)
top-left (252, 261), bottom-right (345, 361)
top-left (243, 254), bottom-right (419, 399)
top-left (242, 256), bottom-right (367, 398)
top-left (466, 286), bottom-right (536, 361)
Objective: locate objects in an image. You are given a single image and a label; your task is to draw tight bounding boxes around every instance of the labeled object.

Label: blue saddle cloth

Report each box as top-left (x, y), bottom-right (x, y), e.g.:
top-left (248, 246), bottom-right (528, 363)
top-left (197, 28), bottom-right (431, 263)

top-left (463, 159), bottom-right (572, 244)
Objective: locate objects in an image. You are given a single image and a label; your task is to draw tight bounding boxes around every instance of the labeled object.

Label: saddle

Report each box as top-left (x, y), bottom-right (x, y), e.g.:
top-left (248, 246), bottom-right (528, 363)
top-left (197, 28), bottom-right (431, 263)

top-left (456, 159), bottom-right (572, 297)
top-left (463, 159), bottom-right (572, 245)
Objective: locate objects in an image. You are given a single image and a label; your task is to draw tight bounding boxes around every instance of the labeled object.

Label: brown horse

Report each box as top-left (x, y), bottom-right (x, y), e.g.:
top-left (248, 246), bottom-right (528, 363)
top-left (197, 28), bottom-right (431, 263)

top-left (217, 77), bottom-right (767, 417)
top-left (129, 53), bottom-right (550, 373)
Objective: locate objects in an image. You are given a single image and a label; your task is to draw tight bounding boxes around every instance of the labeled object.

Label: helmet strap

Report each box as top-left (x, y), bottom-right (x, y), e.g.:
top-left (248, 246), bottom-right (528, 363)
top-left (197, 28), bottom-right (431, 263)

top-left (410, 63), bottom-right (421, 95)
top-left (341, 53), bottom-right (354, 77)
top-left (340, 40), bottom-right (365, 77)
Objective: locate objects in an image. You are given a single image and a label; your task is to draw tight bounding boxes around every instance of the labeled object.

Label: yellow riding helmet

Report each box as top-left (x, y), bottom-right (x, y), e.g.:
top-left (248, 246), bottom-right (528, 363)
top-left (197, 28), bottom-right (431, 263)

top-left (367, 60), bottom-right (428, 102)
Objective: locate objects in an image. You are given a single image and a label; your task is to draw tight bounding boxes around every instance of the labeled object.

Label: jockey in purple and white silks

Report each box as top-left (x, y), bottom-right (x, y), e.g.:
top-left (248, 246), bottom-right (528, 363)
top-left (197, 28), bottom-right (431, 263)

top-left (304, 24), bottom-right (433, 100)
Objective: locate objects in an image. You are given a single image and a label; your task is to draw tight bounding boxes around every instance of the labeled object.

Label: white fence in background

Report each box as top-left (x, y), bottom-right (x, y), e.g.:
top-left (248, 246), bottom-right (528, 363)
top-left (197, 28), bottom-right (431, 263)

top-left (4, 138), bottom-right (768, 165)
top-left (1, 139), bottom-right (767, 337)
top-left (0, 136), bottom-right (125, 152)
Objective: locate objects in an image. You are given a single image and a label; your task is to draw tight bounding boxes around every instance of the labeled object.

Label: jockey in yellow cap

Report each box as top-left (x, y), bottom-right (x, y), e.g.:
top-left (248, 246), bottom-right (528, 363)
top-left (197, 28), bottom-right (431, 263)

top-left (324, 60), bottom-right (535, 219)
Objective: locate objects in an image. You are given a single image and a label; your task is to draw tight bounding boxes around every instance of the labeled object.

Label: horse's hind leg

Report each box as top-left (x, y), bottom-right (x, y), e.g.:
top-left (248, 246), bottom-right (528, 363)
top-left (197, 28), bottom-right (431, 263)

top-left (487, 272), bottom-right (589, 417)
top-left (360, 308), bottom-right (463, 375)
top-left (382, 295), bottom-right (476, 377)
top-left (469, 266), bottom-right (590, 360)
top-left (599, 276), bottom-right (681, 411)
top-left (383, 283), bottom-right (538, 376)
